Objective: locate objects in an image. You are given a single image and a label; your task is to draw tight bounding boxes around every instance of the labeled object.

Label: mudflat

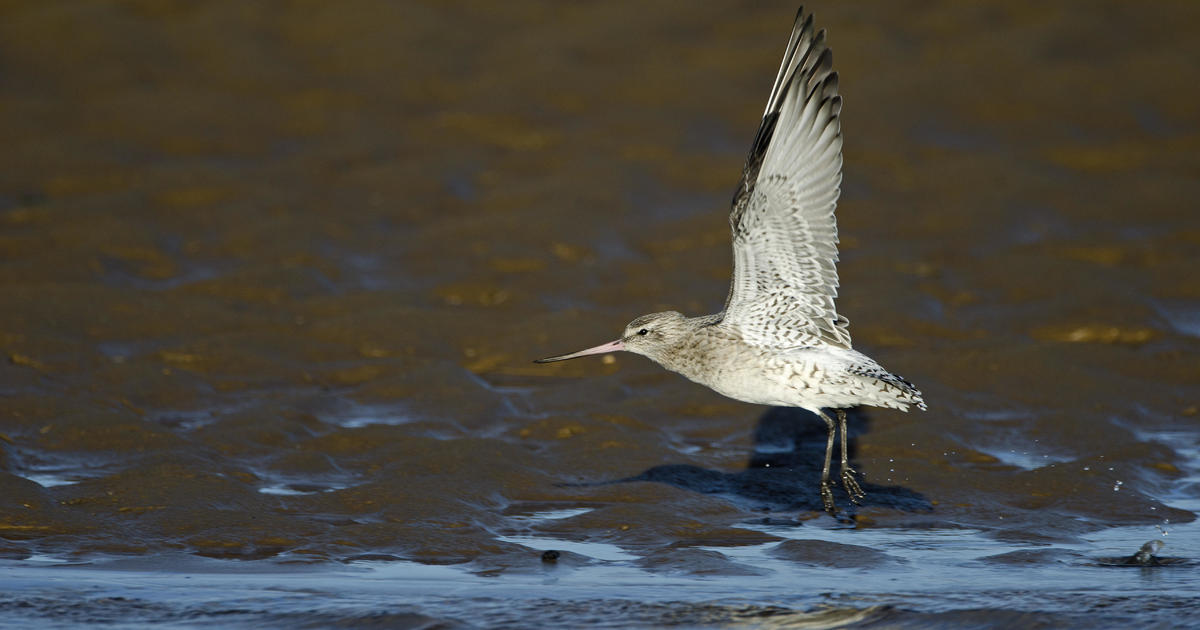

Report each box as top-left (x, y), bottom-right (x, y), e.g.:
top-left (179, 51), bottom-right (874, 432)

top-left (1, 2), bottom-right (1198, 627)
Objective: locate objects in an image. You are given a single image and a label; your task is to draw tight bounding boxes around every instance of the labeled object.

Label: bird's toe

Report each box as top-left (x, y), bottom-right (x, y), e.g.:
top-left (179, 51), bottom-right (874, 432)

top-left (820, 479), bottom-right (837, 514)
top-left (841, 468), bottom-right (866, 504)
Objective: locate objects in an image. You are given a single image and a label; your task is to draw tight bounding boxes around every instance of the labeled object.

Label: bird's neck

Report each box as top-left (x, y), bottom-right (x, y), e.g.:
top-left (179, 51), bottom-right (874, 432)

top-left (651, 325), bottom-right (719, 379)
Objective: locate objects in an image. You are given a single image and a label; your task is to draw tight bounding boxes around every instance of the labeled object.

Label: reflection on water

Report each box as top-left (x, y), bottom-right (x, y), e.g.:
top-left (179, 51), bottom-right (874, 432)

top-left (2, 518), bottom-right (1198, 628)
top-left (506, 507), bottom-right (596, 522)
top-left (1, 0), bottom-right (1199, 627)
top-left (495, 536), bottom-right (638, 562)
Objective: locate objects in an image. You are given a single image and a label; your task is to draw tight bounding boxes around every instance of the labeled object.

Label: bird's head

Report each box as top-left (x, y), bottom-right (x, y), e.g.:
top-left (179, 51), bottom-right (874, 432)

top-left (534, 311), bottom-right (688, 364)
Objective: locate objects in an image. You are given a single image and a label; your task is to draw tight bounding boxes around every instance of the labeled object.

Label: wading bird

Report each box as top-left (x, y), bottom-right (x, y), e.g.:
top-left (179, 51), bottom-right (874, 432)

top-left (536, 8), bottom-right (925, 514)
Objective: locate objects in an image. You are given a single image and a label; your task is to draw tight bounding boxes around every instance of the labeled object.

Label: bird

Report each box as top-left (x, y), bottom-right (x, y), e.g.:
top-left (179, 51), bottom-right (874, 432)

top-left (535, 7), bottom-right (925, 515)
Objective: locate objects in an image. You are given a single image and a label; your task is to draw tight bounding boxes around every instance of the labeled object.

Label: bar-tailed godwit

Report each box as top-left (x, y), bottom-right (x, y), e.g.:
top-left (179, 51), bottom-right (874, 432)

top-left (537, 8), bottom-right (926, 514)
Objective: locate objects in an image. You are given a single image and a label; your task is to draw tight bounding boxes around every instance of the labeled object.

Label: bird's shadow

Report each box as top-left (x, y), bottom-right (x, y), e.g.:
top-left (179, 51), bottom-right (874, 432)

top-left (596, 407), bottom-right (931, 515)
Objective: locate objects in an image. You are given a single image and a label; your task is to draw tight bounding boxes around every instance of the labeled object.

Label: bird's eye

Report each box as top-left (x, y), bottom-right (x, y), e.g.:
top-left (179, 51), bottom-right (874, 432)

top-left (637, 328), bottom-right (649, 336)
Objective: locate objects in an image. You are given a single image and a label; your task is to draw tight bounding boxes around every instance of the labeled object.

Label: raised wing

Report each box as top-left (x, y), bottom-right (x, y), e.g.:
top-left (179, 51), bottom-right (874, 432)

top-left (719, 8), bottom-right (850, 350)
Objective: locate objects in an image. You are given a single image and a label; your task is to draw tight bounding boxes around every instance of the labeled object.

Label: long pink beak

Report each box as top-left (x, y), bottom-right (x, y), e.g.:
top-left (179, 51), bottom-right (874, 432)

top-left (534, 339), bottom-right (625, 363)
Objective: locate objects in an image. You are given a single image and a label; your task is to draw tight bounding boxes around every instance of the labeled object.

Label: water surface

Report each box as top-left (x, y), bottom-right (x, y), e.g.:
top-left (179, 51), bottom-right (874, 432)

top-left (1, 1), bottom-right (1199, 627)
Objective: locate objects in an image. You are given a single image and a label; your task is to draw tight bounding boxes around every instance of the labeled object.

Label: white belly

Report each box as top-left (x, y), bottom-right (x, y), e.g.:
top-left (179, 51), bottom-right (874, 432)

top-left (669, 344), bottom-right (912, 412)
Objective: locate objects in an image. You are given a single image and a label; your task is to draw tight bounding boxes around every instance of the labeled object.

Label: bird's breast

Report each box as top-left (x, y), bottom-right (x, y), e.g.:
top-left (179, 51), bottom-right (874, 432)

top-left (659, 337), bottom-right (811, 407)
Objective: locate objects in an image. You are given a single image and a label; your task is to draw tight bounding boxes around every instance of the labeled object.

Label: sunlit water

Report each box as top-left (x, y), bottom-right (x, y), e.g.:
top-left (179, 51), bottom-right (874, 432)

top-left (3, 509), bottom-right (1196, 628)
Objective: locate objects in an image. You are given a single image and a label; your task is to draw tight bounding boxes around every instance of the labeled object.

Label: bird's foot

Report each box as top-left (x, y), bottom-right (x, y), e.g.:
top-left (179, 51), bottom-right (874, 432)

top-left (819, 479), bottom-right (836, 515)
top-left (841, 468), bottom-right (866, 505)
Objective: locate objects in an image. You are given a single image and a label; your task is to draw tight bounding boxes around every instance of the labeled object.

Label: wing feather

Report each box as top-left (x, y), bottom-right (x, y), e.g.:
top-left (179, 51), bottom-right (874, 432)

top-left (718, 8), bottom-right (849, 350)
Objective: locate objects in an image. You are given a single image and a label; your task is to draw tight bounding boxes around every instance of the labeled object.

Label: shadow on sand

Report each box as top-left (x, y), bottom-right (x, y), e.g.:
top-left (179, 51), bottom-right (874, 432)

top-left (617, 407), bottom-right (932, 514)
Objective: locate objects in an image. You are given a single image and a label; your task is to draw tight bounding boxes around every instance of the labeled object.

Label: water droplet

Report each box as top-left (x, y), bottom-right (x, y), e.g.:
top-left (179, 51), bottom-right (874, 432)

top-left (1112, 480), bottom-right (1123, 492)
top-left (1132, 540), bottom-right (1164, 565)
top-left (1083, 466), bottom-right (1090, 471)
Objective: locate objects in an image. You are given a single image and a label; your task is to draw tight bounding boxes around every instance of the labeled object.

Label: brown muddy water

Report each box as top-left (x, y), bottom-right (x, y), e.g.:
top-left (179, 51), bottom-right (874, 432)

top-left (2, 1), bottom-right (1199, 628)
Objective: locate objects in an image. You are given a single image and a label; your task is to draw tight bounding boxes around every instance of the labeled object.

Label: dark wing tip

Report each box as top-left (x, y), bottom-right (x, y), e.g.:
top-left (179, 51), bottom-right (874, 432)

top-left (732, 10), bottom-right (823, 209)
top-left (731, 9), bottom-right (840, 213)
top-left (810, 46), bottom-right (834, 87)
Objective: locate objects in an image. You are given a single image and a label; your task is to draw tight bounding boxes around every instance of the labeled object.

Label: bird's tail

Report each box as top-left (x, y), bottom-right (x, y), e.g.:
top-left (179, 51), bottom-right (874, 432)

top-left (850, 362), bottom-right (926, 411)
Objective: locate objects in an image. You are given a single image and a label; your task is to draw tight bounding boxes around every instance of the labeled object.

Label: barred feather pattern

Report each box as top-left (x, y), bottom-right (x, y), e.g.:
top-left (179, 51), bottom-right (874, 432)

top-left (718, 8), bottom-right (851, 351)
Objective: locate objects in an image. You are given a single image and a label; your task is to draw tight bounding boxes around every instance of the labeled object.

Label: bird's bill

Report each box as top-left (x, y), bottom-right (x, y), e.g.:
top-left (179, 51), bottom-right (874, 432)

top-left (534, 339), bottom-right (625, 363)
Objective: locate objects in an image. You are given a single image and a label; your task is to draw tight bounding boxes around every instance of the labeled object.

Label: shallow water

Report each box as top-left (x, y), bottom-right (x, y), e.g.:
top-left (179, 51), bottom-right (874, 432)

top-left (2, 1), bottom-right (1199, 627)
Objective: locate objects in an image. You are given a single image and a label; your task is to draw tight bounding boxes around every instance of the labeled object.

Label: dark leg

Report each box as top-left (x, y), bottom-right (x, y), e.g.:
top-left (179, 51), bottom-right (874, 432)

top-left (838, 409), bottom-right (865, 504)
top-left (815, 410), bottom-right (837, 514)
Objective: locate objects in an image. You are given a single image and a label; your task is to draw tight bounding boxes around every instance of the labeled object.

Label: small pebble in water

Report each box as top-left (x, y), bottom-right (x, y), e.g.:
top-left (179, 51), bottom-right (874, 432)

top-left (541, 550), bottom-right (560, 563)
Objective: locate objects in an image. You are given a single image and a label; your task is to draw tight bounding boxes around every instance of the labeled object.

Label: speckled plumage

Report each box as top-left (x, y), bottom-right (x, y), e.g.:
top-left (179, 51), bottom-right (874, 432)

top-left (537, 8), bottom-right (924, 514)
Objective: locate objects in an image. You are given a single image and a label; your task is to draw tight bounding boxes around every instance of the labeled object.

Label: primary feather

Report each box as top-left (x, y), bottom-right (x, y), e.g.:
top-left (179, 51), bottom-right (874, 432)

top-left (720, 10), bottom-right (850, 350)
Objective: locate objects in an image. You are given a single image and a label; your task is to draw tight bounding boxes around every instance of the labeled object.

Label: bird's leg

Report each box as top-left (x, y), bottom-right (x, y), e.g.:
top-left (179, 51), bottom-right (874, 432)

top-left (838, 408), bottom-right (865, 504)
top-left (815, 410), bottom-right (837, 514)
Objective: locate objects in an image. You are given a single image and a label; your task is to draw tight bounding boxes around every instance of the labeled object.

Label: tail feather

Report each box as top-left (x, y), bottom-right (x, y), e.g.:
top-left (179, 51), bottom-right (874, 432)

top-left (850, 363), bottom-right (926, 411)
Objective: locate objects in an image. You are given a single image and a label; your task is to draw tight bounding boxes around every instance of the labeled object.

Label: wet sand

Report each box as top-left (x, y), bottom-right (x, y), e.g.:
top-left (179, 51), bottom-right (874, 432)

top-left (1, 1), bottom-right (1199, 627)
